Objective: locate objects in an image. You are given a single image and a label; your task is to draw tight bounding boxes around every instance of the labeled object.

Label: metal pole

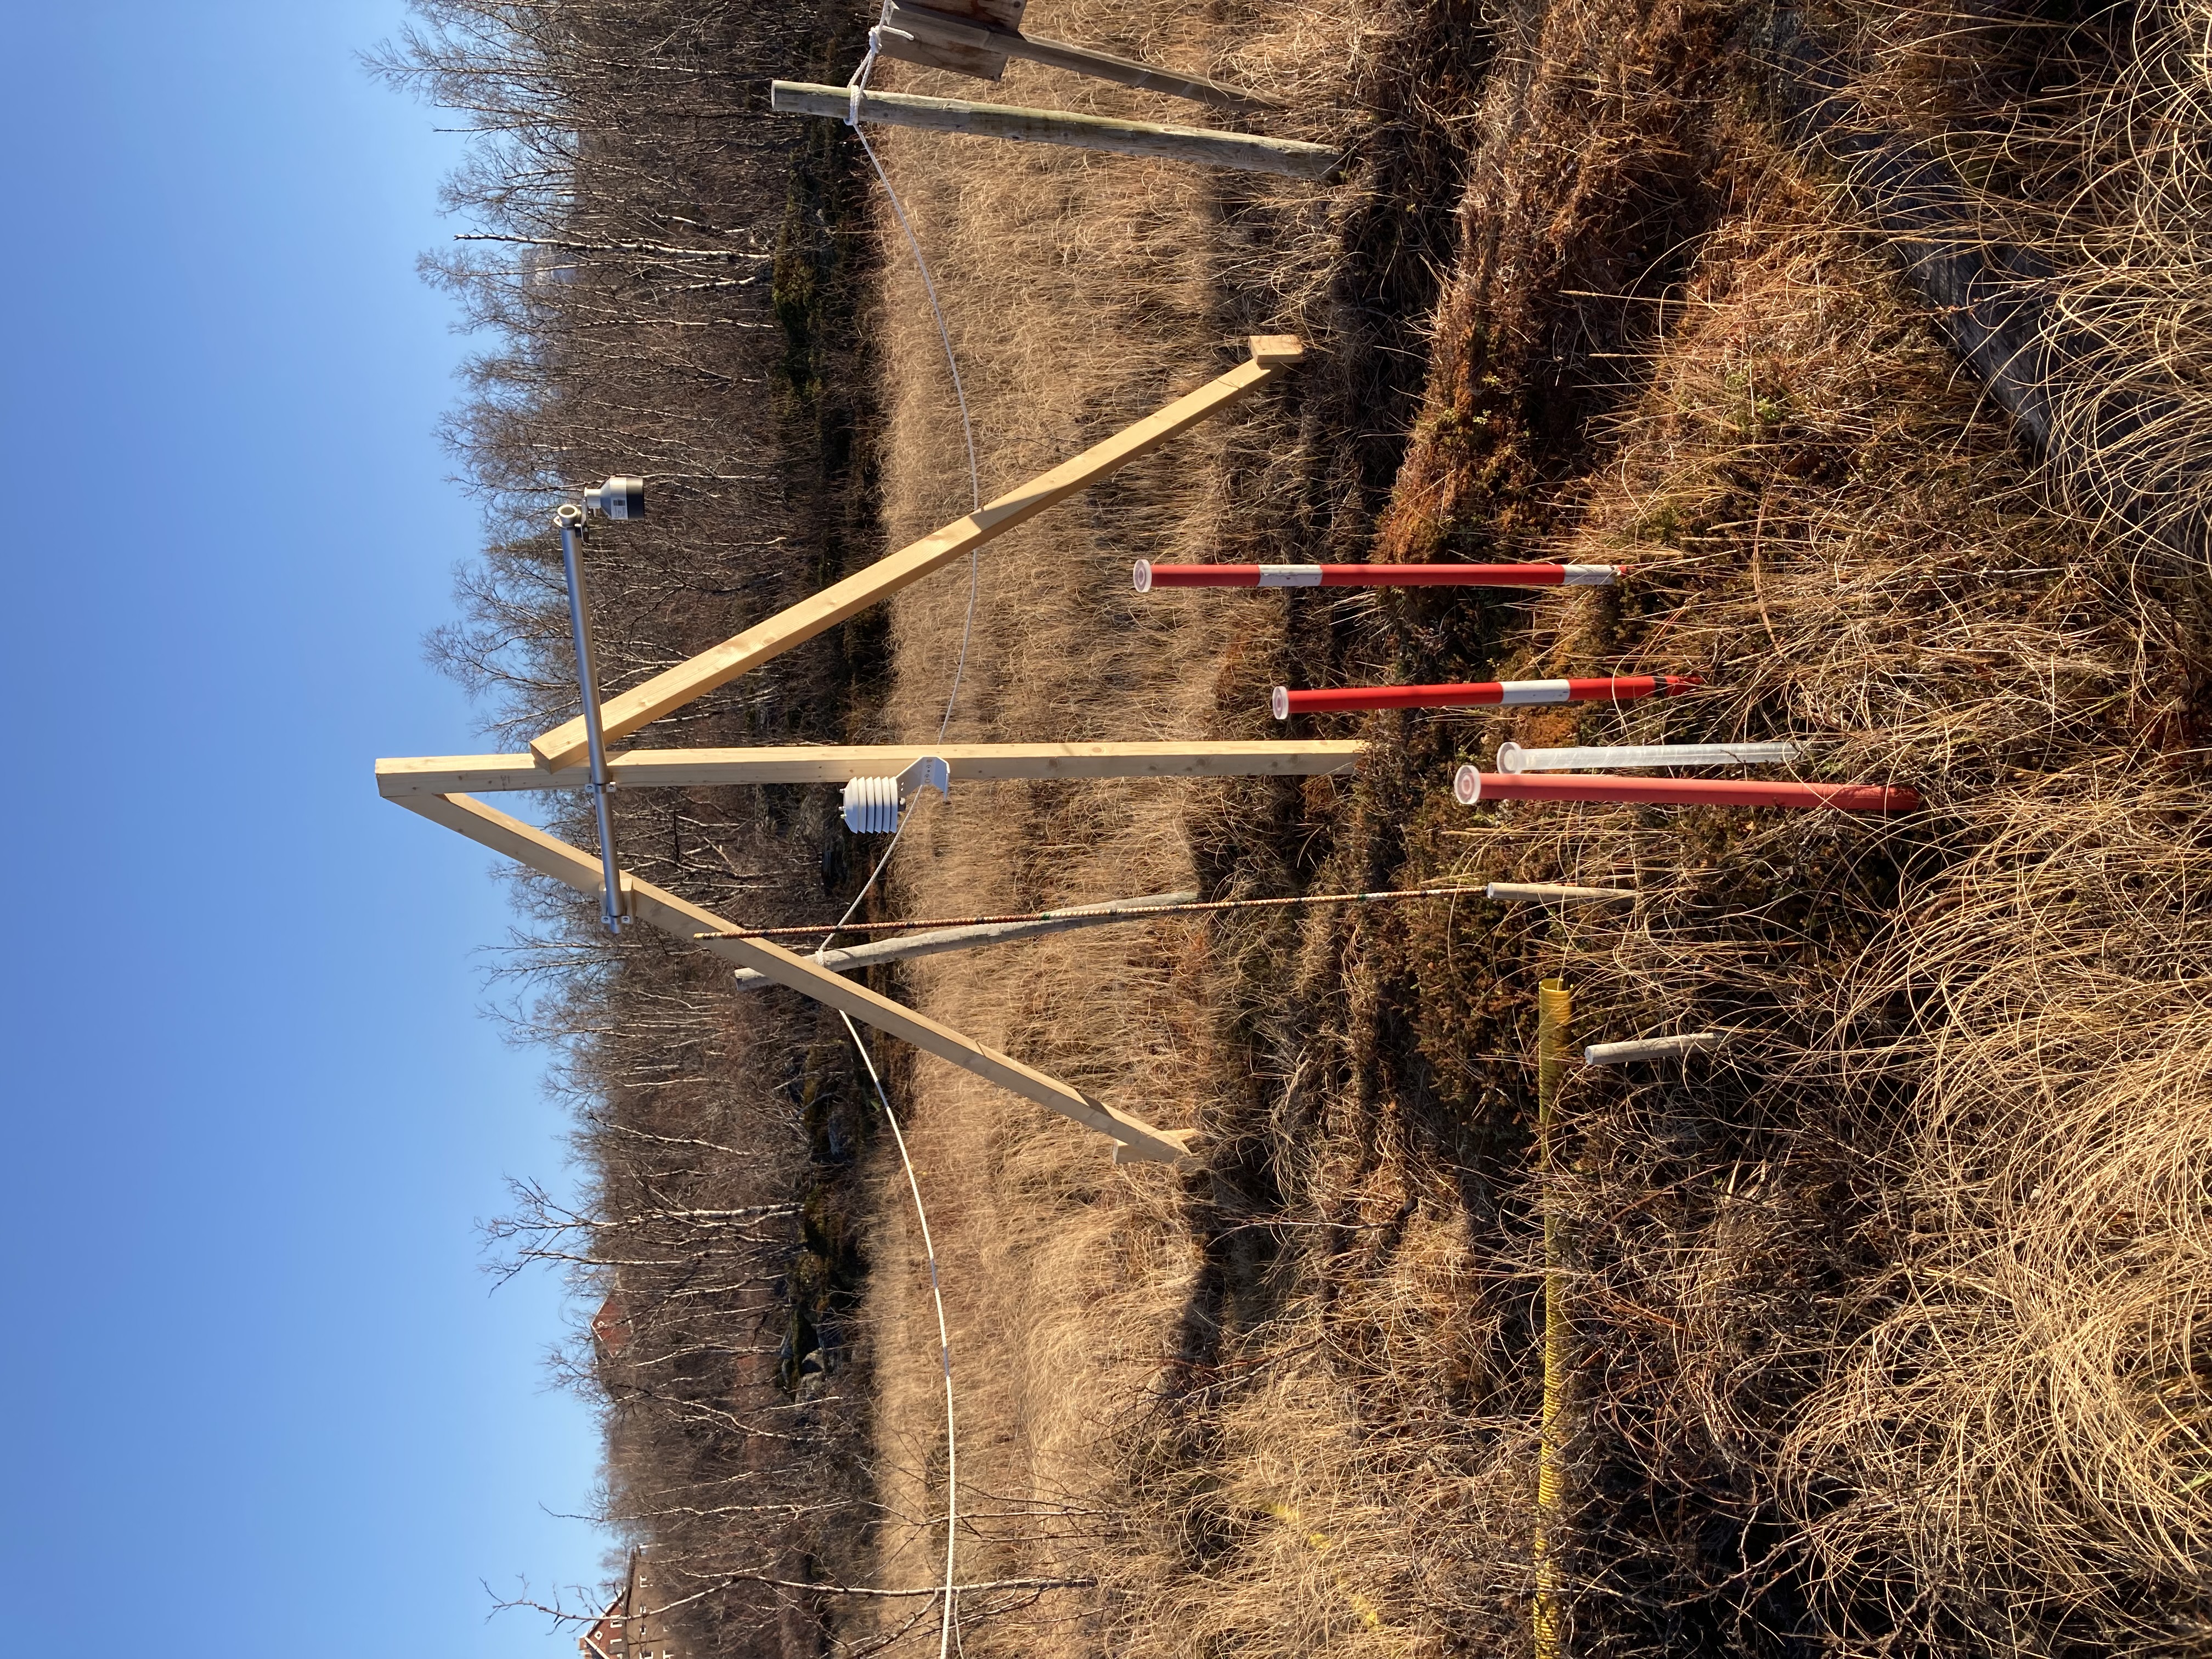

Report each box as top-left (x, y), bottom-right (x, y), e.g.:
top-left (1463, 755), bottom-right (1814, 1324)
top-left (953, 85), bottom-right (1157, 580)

top-left (1486, 883), bottom-right (1637, 905)
top-left (557, 504), bottom-right (624, 932)
top-left (1583, 1032), bottom-right (1727, 1065)
top-left (1496, 740), bottom-right (1802, 773)
top-left (1136, 561), bottom-right (1623, 591)
top-left (1274, 675), bottom-right (1699, 717)
top-left (1454, 768), bottom-right (1920, 814)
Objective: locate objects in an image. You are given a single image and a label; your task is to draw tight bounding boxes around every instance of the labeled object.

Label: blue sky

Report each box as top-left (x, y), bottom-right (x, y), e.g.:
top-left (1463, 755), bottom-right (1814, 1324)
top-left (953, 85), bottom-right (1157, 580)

top-left (0, 3), bottom-right (610, 1653)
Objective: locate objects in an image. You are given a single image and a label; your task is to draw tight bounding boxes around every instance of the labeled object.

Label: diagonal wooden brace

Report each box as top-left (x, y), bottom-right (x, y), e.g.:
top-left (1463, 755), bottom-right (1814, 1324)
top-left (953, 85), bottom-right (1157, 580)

top-left (528, 336), bottom-right (1305, 772)
top-left (390, 790), bottom-right (1197, 1164)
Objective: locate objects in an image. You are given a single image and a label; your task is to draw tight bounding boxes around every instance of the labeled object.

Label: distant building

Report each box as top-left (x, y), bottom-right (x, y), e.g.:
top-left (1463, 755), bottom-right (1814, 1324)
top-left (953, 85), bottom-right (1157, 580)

top-left (579, 1550), bottom-right (683, 1659)
top-left (591, 1296), bottom-right (632, 1359)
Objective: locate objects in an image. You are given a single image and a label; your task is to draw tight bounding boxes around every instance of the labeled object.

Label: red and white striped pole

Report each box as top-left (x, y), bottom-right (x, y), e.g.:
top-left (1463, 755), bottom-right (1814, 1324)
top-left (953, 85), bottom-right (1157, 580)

top-left (1135, 561), bottom-right (1624, 591)
top-left (1452, 767), bottom-right (1919, 814)
top-left (1273, 674), bottom-right (1700, 719)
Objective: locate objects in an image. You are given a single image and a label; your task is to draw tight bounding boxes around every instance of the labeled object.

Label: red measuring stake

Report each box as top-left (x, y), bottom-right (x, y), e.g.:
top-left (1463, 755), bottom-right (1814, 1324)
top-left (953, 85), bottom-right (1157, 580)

top-left (1273, 674), bottom-right (1701, 718)
top-left (1453, 768), bottom-right (1920, 814)
top-left (1134, 561), bottom-right (1625, 591)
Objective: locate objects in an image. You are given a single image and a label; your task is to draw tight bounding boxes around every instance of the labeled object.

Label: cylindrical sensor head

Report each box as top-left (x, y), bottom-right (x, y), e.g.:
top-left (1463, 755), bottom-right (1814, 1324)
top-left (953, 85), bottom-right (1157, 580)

top-left (584, 476), bottom-right (647, 520)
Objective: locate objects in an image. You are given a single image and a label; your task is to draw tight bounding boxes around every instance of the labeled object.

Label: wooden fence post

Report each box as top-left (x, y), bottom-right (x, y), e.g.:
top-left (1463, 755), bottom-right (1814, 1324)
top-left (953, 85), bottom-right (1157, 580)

top-left (769, 81), bottom-right (1339, 180)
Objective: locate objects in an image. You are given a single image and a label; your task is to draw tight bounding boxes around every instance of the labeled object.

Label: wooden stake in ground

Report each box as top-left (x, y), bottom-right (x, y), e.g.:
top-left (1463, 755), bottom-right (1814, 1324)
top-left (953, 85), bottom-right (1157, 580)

top-left (391, 789), bottom-right (1196, 1164)
top-left (1535, 979), bottom-right (1572, 1658)
top-left (769, 82), bottom-right (1338, 180)
top-left (528, 336), bottom-right (1306, 772)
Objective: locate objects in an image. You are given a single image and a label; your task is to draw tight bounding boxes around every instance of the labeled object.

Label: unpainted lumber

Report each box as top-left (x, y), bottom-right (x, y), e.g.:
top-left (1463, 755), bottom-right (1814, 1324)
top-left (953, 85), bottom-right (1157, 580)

top-left (925, 0), bottom-right (1025, 22)
top-left (874, 10), bottom-right (1010, 80)
top-left (1534, 979), bottom-right (1571, 1658)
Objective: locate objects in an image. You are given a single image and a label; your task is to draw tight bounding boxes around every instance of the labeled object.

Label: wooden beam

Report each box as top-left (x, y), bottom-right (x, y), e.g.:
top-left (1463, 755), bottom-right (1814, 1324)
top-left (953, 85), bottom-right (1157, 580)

top-left (381, 740), bottom-right (1363, 798)
top-left (924, 0), bottom-right (1025, 23)
top-left (528, 337), bottom-right (1306, 773)
top-left (390, 790), bottom-right (1196, 1164)
top-left (874, 24), bottom-right (1010, 81)
top-left (882, 0), bottom-right (1277, 108)
top-left (768, 82), bottom-right (1338, 180)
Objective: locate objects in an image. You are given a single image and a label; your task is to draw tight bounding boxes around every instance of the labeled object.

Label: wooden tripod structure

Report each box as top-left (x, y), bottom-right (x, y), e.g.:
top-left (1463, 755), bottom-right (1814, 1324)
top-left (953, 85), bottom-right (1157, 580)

top-left (380, 337), bottom-right (1344, 1166)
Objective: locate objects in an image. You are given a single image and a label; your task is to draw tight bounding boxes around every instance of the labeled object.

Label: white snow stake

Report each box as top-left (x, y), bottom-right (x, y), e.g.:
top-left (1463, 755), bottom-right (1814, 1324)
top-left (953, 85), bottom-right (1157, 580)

top-left (1496, 741), bottom-right (1802, 774)
top-left (1583, 1032), bottom-right (1729, 1065)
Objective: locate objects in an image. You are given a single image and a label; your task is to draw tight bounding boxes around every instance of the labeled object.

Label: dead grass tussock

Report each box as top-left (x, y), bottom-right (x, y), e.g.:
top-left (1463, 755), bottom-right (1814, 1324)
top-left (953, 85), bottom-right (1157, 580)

top-left (1834, 0), bottom-right (2212, 567)
top-left (1397, 131), bottom-right (2212, 1647)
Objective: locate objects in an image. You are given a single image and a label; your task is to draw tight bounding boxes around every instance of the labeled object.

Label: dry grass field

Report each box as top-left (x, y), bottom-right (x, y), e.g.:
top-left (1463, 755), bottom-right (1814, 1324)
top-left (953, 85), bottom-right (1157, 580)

top-left (396, 0), bottom-right (2212, 1649)
top-left (844, 5), bottom-right (1476, 1651)
top-left (838, 0), bottom-right (2212, 1654)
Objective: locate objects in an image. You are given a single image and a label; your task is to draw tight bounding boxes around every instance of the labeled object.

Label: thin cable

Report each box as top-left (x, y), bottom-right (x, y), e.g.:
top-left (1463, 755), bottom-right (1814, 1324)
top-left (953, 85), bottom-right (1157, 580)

top-left (825, 32), bottom-right (990, 1652)
top-left (840, 1011), bottom-right (959, 1659)
top-left (808, 800), bottom-right (956, 1659)
top-left (847, 30), bottom-right (981, 740)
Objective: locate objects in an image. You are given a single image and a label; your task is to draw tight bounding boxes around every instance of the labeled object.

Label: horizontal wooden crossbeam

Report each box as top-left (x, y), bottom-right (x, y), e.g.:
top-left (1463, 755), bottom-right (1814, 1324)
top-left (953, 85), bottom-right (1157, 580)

top-left (527, 337), bottom-right (1305, 772)
top-left (390, 790), bottom-right (1197, 1164)
top-left (378, 740), bottom-right (1364, 798)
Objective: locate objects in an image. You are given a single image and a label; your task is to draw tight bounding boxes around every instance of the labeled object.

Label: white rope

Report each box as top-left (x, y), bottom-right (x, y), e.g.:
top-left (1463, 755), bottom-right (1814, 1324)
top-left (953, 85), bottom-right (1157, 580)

top-left (820, 29), bottom-right (986, 1654)
top-left (838, 1011), bottom-right (960, 1659)
top-left (847, 18), bottom-right (981, 739)
top-left (810, 798), bottom-right (955, 1659)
